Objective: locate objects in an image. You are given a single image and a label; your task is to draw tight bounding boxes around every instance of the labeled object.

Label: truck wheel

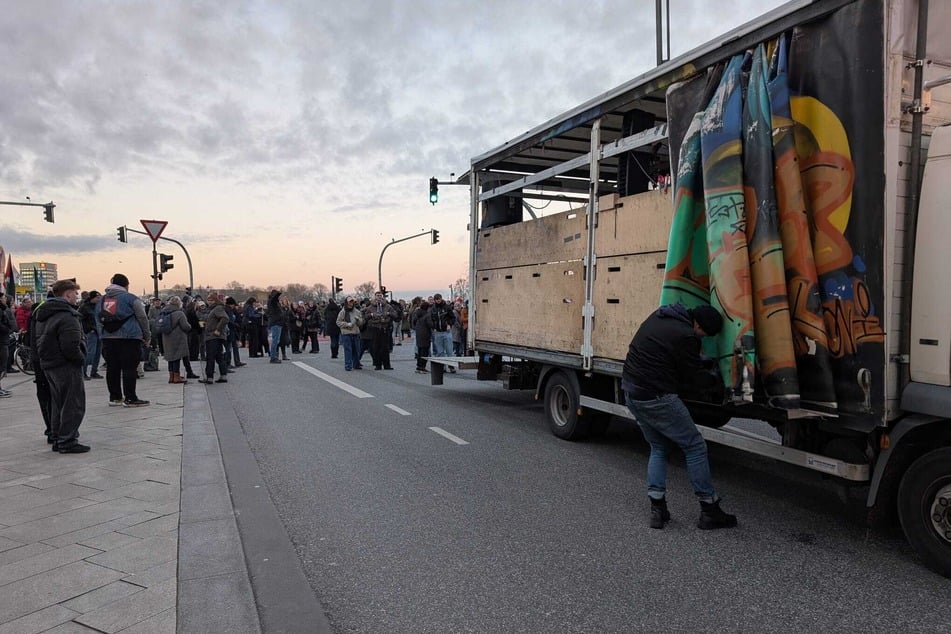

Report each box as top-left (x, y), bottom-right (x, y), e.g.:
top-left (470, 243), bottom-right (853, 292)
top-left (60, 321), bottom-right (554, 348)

top-left (897, 447), bottom-right (951, 578)
top-left (544, 372), bottom-right (589, 441)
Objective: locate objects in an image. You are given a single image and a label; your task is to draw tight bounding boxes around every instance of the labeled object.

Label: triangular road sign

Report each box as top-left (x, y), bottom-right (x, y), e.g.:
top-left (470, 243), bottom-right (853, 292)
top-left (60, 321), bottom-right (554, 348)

top-left (140, 219), bottom-right (168, 242)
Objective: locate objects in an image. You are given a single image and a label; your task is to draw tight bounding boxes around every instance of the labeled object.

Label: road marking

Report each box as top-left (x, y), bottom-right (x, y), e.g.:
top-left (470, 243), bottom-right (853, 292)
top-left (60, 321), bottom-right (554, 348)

top-left (292, 362), bottom-right (374, 399)
top-left (385, 404), bottom-right (412, 416)
top-left (428, 427), bottom-right (469, 445)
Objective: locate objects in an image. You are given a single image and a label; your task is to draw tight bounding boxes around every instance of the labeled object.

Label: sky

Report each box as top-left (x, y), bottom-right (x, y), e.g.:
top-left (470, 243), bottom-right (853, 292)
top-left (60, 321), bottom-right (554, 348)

top-left (0, 0), bottom-right (786, 298)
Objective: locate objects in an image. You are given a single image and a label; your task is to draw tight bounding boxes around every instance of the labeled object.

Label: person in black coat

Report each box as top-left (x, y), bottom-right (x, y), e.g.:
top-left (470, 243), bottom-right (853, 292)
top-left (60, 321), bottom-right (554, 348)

top-left (33, 280), bottom-right (89, 453)
top-left (324, 300), bottom-right (341, 359)
top-left (411, 301), bottom-right (432, 373)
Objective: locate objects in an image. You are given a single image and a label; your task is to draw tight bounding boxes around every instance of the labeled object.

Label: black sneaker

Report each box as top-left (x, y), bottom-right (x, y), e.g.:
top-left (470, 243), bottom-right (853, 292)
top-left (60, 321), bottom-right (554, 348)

top-left (215, 378), bottom-right (228, 383)
top-left (270, 358), bottom-right (282, 364)
top-left (123, 399), bottom-right (150, 408)
top-left (90, 373), bottom-right (104, 379)
top-left (58, 443), bottom-right (91, 454)
top-left (198, 378), bottom-right (214, 384)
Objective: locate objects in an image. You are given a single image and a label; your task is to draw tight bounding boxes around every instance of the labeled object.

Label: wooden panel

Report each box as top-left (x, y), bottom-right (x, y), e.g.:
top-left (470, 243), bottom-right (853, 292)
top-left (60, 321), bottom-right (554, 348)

top-left (595, 189), bottom-right (673, 257)
top-left (476, 207), bottom-right (586, 269)
top-left (592, 253), bottom-right (668, 360)
top-left (474, 261), bottom-right (584, 352)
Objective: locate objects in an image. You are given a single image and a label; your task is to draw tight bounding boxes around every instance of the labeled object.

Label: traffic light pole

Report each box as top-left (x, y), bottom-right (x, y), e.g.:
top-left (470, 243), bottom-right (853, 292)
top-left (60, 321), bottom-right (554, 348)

top-left (377, 229), bottom-right (437, 293)
top-left (122, 226), bottom-right (195, 291)
top-left (0, 200), bottom-right (56, 222)
top-left (151, 244), bottom-right (159, 299)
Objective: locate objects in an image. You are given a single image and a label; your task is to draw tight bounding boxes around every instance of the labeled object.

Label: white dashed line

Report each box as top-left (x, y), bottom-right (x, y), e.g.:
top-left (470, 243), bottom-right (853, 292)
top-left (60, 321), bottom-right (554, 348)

top-left (428, 427), bottom-right (469, 445)
top-left (292, 362), bottom-right (374, 399)
top-left (385, 404), bottom-right (412, 416)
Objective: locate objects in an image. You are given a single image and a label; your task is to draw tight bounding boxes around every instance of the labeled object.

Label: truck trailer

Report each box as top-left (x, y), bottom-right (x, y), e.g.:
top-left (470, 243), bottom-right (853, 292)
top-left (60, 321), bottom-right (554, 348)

top-left (443, 0), bottom-right (951, 576)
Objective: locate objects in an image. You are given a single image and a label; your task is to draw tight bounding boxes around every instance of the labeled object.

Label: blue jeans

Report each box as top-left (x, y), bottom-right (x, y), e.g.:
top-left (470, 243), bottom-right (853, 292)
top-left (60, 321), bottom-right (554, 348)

top-left (341, 334), bottom-right (362, 370)
top-left (432, 331), bottom-right (452, 357)
top-left (625, 393), bottom-right (716, 503)
top-left (269, 325), bottom-right (283, 361)
top-left (83, 331), bottom-right (101, 376)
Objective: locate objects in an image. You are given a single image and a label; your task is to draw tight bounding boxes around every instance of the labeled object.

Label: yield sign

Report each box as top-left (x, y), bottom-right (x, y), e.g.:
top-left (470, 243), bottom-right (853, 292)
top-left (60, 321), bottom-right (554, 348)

top-left (140, 219), bottom-right (168, 243)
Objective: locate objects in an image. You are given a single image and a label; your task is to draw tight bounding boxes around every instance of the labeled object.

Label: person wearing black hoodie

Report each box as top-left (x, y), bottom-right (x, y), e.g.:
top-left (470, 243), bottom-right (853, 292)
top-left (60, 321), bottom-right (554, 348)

top-left (621, 303), bottom-right (736, 531)
top-left (323, 299), bottom-right (341, 359)
top-left (34, 280), bottom-right (89, 453)
top-left (266, 289), bottom-right (284, 364)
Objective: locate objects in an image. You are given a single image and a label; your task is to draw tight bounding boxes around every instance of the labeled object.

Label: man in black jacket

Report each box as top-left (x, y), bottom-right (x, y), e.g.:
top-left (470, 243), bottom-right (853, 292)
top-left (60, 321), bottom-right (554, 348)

top-left (622, 303), bottom-right (736, 530)
top-left (34, 280), bottom-right (89, 453)
top-left (266, 289), bottom-right (284, 364)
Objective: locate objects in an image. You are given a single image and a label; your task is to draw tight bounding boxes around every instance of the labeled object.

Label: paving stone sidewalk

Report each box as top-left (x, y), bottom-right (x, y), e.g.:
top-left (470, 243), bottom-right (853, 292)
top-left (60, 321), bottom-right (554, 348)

top-left (0, 366), bottom-right (257, 634)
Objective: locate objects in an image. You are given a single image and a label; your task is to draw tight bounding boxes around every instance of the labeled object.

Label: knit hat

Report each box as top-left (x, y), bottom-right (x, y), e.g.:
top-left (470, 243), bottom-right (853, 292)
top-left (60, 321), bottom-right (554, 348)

top-left (111, 273), bottom-right (130, 287)
top-left (692, 305), bottom-right (724, 336)
top-left (225, 296), bottom-right (237, 305)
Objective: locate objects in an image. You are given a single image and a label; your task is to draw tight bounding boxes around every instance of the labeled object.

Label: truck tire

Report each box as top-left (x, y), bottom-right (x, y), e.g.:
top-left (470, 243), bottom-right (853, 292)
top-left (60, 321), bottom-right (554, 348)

top-left (897, 447), bottom-right (951, 578)
top-left (544, 372), bottom-right (590, 441)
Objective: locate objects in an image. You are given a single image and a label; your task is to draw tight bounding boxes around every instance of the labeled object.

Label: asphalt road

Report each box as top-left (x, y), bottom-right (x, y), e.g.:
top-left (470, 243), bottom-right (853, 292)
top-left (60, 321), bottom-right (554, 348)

top-left (216, 342), bottom-right (950, 633)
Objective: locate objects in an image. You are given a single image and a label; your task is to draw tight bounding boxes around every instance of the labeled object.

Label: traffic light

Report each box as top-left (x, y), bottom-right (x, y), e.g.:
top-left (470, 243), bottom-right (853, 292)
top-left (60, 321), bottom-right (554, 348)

top-left (431, 229), bottom-right (439, 245)
top-left (429, 177), bottom-right (438, 205)
top-left (117, 226), bottom-right (127, 243)
top-left (43, 202), bottom-right (55, 223)
top-left (159, 253), bottom-right (174, 273)
top-left (334, 277), bottom-right (343, 295)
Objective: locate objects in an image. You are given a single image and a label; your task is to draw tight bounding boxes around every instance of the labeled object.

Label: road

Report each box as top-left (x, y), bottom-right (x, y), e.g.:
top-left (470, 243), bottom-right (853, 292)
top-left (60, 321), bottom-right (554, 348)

top-left (212, 342), bottom-right (950, 633)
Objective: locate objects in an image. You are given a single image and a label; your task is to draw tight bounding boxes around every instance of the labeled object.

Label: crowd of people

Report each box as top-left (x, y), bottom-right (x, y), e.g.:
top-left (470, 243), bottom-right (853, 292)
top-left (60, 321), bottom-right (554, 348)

top-left (5, 272), bottom-right (737, 531)
top-left (2, 273), bottom-right (470, 454)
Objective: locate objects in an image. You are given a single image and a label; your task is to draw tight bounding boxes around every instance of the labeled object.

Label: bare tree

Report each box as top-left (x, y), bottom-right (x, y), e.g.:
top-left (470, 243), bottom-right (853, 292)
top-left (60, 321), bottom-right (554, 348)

top-left (284, 283), bottom-right (310, 302)
top-left (311, 283), bottom-right (330, 302)
top-left (354, 280), bottom-right (377, 299)
top-left (451, 275), bottom-right (470, 301)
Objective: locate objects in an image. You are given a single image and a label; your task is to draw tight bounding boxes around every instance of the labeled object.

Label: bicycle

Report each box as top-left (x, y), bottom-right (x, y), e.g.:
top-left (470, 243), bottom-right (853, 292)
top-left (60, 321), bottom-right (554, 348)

top-left (12, 332), bottom-right (35, 375)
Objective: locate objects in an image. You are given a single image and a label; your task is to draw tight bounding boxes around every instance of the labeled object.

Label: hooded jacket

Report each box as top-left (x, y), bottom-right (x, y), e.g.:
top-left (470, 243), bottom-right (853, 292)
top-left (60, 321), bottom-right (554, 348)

top-left (621, 304), bottom-right (715, 398)
top-left (266, 290), bottom-right (286, 327)
top-left (96, 284), bottom-right (150, 341)
top-left (33, 297), bottom-right (85, 369)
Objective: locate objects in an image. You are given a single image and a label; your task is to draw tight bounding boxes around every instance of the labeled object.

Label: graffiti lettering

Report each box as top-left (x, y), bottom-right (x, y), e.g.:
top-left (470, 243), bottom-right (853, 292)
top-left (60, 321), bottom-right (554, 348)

top-left (821, 278), bottom-right (884, 359)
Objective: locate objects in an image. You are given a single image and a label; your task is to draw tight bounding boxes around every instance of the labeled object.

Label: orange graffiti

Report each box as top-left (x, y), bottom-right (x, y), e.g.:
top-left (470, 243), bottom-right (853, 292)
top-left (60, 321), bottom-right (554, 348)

top-left (821, 279), bottom-right (885, 359)
top-left (799, 151), bottom-right (855, 275)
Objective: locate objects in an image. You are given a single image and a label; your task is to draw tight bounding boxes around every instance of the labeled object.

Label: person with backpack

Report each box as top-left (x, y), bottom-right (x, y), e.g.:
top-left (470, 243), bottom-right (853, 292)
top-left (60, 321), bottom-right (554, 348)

top-left (157, 296), bottom-right (192, 384)
top-left (95, 273), bottom-right (150, 407)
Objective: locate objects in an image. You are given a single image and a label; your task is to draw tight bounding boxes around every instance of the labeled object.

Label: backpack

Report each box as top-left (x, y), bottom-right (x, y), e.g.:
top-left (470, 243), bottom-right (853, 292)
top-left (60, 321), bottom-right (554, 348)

top-left (156, 311), bottom-right (175, 335)
top-left (98, 296), bottom-right (134, 333)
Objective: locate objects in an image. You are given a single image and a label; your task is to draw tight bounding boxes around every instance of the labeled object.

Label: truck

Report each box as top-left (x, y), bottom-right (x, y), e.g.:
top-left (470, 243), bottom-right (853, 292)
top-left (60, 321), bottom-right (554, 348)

top-left (435, 0), bottom-right (951, 576)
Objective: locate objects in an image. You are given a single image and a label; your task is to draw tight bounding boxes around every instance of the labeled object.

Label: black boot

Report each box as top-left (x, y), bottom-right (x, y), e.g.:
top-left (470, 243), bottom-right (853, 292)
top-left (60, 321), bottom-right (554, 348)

top-left (697, 499), bottom-right (737, 530)
top-left (650, 497), bottom-right (671, 529)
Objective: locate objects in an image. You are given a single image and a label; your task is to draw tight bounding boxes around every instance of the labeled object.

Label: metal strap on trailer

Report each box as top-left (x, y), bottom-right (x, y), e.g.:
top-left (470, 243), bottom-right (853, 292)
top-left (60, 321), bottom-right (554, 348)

top-left (579, 397), bottom-right (870, 482)
top-left (425, 356), bottom-right (480, 385)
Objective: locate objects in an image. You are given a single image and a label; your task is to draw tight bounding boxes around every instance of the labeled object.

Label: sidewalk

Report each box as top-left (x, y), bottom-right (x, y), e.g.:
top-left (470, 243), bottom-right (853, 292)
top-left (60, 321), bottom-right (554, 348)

top-left (0, 367), bottom-right (259, 633)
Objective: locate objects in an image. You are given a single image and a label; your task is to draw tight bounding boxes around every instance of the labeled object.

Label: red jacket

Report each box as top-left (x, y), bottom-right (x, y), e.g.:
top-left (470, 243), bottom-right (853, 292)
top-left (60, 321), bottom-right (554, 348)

top-left (15, 305), bottom-right (32, 331)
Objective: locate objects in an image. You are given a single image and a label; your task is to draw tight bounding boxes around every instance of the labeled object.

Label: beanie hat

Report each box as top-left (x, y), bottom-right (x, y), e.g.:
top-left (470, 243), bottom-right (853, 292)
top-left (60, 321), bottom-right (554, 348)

top-left (225, 296), bottom-right (237, 305)
top-left (692, 305), bottom-right (724, 336)
top-left (111, 273), bottom-right (130, 287)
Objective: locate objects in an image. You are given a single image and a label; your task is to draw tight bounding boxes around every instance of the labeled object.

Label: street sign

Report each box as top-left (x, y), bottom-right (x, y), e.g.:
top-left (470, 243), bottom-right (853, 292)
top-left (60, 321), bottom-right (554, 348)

top-left (140, 219), bottom-right (168, 243)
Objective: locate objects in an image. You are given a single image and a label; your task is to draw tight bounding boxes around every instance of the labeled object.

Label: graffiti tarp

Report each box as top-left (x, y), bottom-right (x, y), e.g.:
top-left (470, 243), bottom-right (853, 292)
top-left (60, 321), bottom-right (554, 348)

top-left (664, 1), bottom-right (886, 421)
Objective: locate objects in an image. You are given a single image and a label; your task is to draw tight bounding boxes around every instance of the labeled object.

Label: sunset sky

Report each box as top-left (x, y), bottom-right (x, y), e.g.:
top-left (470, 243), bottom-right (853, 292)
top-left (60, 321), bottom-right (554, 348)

top-left (0, 0), bottom-right (785, 298)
